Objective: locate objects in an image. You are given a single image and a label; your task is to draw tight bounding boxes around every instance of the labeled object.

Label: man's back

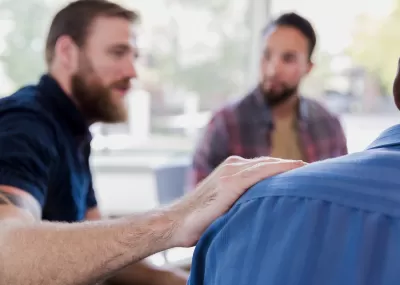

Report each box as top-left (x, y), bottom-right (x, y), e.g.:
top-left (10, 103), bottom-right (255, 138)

top-left (189, 125), bottom-right (400, 285)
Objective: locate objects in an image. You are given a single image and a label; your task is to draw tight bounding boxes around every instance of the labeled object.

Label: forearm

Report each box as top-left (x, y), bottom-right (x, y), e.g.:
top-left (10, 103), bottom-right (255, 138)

top-left (0, 156), bottom-right (299, 285)
top-left (0, 211), bottom-right (177, 285)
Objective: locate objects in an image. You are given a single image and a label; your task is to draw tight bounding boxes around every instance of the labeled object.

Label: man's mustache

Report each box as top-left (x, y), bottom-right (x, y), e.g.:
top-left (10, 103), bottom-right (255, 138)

top-left (110, 78), bottom-right (131, 89)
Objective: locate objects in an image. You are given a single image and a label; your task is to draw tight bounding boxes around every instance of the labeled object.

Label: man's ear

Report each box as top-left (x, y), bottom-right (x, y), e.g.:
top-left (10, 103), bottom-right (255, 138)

top-left (53, 35), bottom-right (79, 72)
top-left (305, 60), bottom-right (314, 75)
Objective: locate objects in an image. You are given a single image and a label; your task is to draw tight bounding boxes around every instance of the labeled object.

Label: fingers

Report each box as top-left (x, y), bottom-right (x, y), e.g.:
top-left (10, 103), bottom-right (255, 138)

top-left (229, 159), bottom-right (306, 191)
top-left (224, 155), bottom-right (249, 164)
top-left (205, 156), bottom-right (247, 180)
top-left (203, 156), bottom-right (303, 194)
top-left (223, 156), bottom-right (280, 167)
top-left (218, 156), bottom-right (283, 176)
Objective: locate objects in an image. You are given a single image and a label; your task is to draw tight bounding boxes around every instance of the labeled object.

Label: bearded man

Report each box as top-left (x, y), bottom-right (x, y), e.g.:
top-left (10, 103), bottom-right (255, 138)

top-left (0, 0), bottom-right (198, 284)
top-left (188, 12), bottom-right (348, 188)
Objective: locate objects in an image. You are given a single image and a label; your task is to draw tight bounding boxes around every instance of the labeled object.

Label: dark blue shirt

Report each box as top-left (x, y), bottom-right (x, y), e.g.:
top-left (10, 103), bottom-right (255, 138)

top-left (0, 74), bottom-right (97, 222)
top-left (189, 125), bottom-right (400, 285)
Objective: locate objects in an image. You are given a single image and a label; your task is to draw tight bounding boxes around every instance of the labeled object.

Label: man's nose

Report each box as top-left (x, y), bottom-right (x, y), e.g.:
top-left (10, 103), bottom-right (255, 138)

top-left (265, 59), bottom-right (281, 77)
top-left (124, 61), bottom-right (137, 79)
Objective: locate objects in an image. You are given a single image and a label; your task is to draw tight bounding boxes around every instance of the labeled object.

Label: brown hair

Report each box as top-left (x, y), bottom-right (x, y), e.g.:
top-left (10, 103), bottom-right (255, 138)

top-left (45, 0), bottom-right (138, 65)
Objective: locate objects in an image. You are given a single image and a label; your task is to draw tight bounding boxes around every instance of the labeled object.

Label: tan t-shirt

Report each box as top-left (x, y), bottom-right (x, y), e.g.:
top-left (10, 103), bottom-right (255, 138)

top-left (270, 114), bottom-right (305, 160)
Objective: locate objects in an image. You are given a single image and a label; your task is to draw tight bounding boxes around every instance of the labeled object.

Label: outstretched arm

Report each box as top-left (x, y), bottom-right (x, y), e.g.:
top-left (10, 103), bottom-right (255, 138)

top-left (0, 186), bottom-right (179, 285)
top-left (0, 157), bottom-right (304, 285)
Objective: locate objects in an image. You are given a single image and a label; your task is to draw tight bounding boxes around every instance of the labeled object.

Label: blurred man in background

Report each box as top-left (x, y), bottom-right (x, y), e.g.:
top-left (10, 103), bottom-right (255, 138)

top-left (189, 12), bottom-right (347, 187)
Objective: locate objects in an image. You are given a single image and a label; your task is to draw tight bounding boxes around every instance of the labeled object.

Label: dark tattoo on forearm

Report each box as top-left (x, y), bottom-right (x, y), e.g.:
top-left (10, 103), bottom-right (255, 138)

top-left (0, 189), bottom-right (41, 220)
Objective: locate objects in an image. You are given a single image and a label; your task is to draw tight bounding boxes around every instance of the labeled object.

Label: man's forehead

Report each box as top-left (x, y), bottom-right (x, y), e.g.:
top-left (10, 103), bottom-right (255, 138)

top-left (263, 26), bottom-right (309, 52)
top-left (262, 24), bottom-right (279, 38)
top-left (88, 16), bottom-right (137, 45)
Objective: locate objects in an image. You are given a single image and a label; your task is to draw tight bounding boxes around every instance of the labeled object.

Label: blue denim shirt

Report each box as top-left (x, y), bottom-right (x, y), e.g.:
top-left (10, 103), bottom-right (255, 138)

top-left (189, 125), bottom-right (400, 285)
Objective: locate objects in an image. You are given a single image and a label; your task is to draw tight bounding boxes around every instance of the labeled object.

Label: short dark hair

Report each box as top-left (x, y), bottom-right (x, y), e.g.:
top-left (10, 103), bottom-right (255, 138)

top-left (262, 12), bottom-right (317, 59)
top-left (45, 0), bottom-right (138, 65)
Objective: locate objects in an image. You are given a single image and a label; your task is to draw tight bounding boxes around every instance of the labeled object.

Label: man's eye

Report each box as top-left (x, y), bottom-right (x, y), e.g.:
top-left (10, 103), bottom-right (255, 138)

top-left (112, 50), bottom-right (125, 57)
top-left (283, 54), bottom-right (296, 63)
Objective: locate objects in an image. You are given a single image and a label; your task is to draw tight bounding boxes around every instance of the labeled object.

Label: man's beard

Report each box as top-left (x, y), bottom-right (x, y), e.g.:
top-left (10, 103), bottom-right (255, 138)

top-left (260, 83), bottom-right (297, 108)
top-left (71, 56), bottom-right (131, 123)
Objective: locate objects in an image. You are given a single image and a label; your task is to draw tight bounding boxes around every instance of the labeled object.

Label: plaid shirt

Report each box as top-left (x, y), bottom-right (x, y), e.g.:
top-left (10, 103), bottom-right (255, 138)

top-left (188, 88), bottom-right (348, 187)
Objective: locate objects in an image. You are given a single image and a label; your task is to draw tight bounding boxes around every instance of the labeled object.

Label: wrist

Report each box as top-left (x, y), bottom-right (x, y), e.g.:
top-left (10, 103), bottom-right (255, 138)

top-left (162, 201), bottom-right (196, 248)
top-left (126, 209), bottom-right (181, 251)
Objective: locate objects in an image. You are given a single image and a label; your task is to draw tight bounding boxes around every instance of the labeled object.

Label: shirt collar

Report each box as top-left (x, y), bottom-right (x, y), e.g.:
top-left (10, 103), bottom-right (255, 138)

top-left (367, 124), bottom-right (400, 150)
top-left (37, 74), bottom-right (91, 141)
top-left (252, 86), bottom-right (310, 125)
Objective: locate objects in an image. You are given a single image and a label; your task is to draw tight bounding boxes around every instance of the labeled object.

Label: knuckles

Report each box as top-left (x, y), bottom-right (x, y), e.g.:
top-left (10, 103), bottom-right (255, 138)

top-left (223, 155), bottom-right (243, 164)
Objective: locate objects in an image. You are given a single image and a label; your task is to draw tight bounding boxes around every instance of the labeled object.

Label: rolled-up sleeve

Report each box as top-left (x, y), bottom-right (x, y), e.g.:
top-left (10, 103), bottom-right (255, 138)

top-left (0, 111), bottom-right (57, 207)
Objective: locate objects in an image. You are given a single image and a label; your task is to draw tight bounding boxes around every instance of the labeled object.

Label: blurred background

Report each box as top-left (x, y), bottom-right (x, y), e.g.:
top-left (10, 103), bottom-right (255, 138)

top-left (1, 0), bottom-right (400, 265)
